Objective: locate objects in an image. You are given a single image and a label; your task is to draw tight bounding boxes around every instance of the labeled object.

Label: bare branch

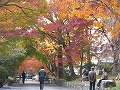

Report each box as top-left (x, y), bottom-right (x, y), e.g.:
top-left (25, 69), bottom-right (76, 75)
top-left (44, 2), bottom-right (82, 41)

top-left (0, 0), bottom-right (10, 8)
top-left (5, 4), bottom-right (29, 17)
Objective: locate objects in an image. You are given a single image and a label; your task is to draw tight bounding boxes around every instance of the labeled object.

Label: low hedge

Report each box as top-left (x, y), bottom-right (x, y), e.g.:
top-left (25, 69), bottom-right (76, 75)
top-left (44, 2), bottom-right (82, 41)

top-left (0, 66), bottom-right (9, 88)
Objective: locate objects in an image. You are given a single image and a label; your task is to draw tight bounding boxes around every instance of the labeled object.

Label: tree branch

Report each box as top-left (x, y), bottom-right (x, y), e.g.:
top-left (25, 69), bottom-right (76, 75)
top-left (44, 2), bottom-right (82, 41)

top-left (5, 4), bottom-right (29, 17)
top-left (37, 28), bottom-right (58, 43)
top-left (98, 0), bottom-right (120, 22)
top-left (0, 0), bottom-right (10, 8)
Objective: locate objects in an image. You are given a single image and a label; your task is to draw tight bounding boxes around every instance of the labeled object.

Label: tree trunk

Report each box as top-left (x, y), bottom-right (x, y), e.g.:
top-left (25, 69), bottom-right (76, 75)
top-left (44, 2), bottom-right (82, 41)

top-left (79, 52), bottom-right (84, 76)
top-left (64, 48), bottom-right (76, 76)
top-left (57, 30), bottom-right (63, 79)
top-left (58, 45), bottom-right (63, 78)
top-left (112, 35), bottom-right (120, 74)
top-left (80, 59), bottom-right (83, 76)
top-left (68, 60), bottom-right (76, 76)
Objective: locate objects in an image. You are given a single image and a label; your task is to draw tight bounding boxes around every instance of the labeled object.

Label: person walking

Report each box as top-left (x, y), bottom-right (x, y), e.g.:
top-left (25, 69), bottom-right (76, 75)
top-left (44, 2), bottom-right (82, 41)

top-left (88, 67), bottom-right (96, 90)
top-left (22, 70), bottom-right (26, 84)
top-left (39, 66), bottom-right (46, 90)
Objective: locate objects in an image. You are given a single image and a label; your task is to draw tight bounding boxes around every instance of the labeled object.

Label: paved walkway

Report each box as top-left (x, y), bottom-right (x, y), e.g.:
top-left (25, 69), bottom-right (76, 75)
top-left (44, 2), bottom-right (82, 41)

top-left (0, 80), bottom-right (75, 90)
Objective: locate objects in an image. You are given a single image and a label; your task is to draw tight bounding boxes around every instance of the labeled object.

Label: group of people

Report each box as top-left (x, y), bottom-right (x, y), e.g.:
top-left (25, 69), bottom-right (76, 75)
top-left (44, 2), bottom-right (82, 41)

top-left (88, 67), bottom-right (108, 90)
top-left (21, 66), bottom-right (108, 90)
top-left (21, 66), bottom-right (46, 90)
top-left (38, 66), bottom-right (108, 90)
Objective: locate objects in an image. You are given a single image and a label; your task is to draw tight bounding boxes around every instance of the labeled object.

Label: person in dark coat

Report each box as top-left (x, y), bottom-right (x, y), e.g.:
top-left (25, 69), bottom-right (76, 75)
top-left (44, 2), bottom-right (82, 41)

top-left (22, 70), bottom-right (26, 84)
top-left (82, 69), bottom-right (89, 81)
top-left (88, 67), bottom-right (96, 90)
top-left (39, 66), bottom-right (46, 90)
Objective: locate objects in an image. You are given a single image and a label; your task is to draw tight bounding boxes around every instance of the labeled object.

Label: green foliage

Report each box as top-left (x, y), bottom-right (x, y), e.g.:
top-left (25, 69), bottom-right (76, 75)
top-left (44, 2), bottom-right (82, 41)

top-left (0, 66), bottom-right (9, 86)
top-left (104, 81), bottom-right (116, 88)
top-left (0, 36), bottom-right (48, 77)
top-left (25, 45), bottom-right (48, 63)
top-left (26, 45), bottom-right (36, 56)
top-left (0, 49), bottom-right (26, 76)
top-left (0, 36), bottom-right (27, 55)
top-left (34, 51), bottom-right (48, 63)
top-left (7, 76), bottom-right (14, 86)
top-left (112, 81), bottom-right (120, 90)
top-left (103, 63), bottom-right (112, 73)
top-left (83, 61), bottom-right (96, 70)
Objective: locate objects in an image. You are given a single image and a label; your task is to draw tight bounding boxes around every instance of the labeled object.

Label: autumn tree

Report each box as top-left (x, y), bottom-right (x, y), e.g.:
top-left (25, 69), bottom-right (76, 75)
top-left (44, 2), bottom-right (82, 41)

top-left (0, 0), bottom-right (48, 76)
top-left (19, 56), bottom-right (43, 75)
top-left (46, 0), bottom-right (120, 75)
top-left (0, 31), bottom-right (48, 76)
top-left (81, 0), bottom-right (120, 74)
top-left (37, 0), bottom-right (95, 77)
top-left (0, 0), bottom-right (119, 78)
top-left (0, 0), bottom-right (47, 30)
top-left (56, 0), bottom-right (120, 74)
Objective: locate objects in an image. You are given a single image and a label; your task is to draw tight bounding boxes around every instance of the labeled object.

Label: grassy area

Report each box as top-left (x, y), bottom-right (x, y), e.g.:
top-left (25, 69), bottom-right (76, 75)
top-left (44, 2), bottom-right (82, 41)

top-left (112, 80), bottom-right (120, 90)
top-left (96, 75), bottom-right (117, 80)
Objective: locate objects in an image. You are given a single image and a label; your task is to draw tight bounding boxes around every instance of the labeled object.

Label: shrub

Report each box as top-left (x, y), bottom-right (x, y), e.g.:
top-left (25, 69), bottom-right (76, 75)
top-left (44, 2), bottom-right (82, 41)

top-left (0, 66), bottom-right (9, 88)
top-left (7, 77), bottom-right (14, 86)
top-left (104, 81), bottom-right (116, 88)
top-left (103, 63), bottom-right (112, 73)
top-left (83, 61), bottom-right (96, 70)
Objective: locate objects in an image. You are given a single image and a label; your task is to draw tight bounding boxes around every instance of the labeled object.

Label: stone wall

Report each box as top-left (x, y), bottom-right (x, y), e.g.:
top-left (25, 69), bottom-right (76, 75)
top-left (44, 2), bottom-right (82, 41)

top-left (62, 82), bottom-right (89, 90)
top-left (53, 79), bottom-right (115, 90)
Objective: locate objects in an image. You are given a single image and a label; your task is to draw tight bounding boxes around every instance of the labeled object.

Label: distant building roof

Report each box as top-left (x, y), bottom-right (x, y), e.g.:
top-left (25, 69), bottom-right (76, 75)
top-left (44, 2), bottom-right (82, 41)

top-left (101, 59), bottom-right (113, 63)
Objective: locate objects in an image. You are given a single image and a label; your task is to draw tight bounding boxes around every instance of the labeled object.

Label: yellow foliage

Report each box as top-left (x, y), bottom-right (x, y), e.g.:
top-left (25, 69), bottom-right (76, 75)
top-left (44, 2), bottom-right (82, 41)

top-left (0, 0), bottom-right (47, 30)
top-left (111, 21), bottom-right (120, 37)
top-left (72, 54), bottom-right (87, 62)
top-left (92, 21), bottom-right (103, 28)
